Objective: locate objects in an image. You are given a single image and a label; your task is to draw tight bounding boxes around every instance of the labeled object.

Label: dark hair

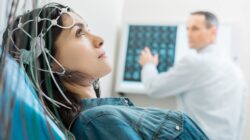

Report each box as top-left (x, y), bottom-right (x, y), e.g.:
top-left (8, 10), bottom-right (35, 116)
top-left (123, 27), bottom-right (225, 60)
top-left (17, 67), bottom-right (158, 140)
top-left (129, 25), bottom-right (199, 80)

top-left (191, 11), bottom-right (218, 28)
top-left (2, 3), bottom-right (100, 128)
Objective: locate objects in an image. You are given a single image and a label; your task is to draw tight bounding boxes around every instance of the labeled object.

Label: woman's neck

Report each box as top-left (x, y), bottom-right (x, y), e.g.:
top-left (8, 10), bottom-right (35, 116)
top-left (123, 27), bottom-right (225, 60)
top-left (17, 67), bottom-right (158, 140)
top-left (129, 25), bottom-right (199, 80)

top-left (75, 85), bottom-right (97, 99)
top-left (64, 82), bottom-right (97, 99)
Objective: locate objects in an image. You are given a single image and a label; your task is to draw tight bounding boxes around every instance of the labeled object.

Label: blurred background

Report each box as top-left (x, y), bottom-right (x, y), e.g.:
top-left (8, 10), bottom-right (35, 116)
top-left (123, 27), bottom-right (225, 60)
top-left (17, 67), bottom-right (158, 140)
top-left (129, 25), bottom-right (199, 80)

top-left (1, 0), bottom-right (250, 139)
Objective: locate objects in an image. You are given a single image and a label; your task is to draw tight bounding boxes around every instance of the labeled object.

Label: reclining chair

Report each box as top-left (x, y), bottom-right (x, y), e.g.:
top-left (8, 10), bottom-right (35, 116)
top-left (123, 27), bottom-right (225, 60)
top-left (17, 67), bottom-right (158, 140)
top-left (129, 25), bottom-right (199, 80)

top-left (0, 48), bottom-right (75, 140)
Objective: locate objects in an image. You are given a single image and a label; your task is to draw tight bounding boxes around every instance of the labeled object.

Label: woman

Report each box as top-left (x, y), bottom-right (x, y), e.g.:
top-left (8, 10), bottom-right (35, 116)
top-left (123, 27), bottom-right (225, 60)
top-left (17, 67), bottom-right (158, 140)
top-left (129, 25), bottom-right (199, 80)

top-left (2, 3), bottom-right (209, 140)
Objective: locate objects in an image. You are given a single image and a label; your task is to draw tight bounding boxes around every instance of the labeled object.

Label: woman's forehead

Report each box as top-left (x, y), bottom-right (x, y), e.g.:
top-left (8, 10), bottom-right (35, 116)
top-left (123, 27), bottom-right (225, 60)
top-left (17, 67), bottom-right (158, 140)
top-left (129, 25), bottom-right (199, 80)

top-left (62, 12), bottom-right (86, 27)
top-left (55, 12), bottom-right (87, 46)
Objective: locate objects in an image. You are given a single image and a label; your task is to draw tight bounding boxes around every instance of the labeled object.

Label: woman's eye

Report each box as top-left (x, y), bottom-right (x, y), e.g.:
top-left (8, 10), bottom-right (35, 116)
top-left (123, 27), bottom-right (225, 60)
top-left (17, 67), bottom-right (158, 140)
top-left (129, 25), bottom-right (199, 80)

top-left (76, 28), bottom-right (86, 37)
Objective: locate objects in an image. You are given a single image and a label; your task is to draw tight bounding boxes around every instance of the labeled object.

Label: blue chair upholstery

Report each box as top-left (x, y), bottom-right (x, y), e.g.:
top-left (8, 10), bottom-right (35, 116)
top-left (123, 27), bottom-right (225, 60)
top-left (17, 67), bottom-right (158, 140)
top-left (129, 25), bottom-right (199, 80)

top-left (0, 52), bottom-right (73, 139)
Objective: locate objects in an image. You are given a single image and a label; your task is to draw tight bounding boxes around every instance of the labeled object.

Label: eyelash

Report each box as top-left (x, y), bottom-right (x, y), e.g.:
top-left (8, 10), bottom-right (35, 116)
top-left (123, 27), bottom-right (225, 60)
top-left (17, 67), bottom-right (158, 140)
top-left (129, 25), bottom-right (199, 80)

top-left (76, 28), bottom-right (86, 37)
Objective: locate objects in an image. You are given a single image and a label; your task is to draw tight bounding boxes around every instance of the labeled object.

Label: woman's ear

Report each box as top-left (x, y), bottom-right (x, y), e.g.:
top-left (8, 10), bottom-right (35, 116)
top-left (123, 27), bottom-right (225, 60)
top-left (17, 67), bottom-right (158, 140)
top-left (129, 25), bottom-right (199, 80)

top-left (51, 62), bottom-right (60, 72)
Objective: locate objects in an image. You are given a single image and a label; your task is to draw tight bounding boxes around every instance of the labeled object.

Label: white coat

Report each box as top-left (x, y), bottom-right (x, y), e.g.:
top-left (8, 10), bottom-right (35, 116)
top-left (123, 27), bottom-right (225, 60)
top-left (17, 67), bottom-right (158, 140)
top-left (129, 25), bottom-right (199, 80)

top-left (141, 44), bottom-right (248, 140)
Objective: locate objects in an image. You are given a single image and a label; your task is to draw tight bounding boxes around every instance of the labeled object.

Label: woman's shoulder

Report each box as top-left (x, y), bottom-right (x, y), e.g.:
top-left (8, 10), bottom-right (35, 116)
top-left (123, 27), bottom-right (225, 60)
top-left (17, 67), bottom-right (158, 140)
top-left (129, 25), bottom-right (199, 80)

top-left (71, 105), bottom-right (143, 140)
top-left (76, 105), bottom-right (125, 123)
top-left (84, 105), bottom-right (122, 116)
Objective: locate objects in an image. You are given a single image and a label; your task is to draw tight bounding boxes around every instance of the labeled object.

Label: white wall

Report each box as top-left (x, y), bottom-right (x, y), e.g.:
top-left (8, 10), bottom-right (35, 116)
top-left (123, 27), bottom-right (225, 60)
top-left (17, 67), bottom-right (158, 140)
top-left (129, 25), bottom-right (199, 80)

top-left (117, 0), bottom-right (250, 139)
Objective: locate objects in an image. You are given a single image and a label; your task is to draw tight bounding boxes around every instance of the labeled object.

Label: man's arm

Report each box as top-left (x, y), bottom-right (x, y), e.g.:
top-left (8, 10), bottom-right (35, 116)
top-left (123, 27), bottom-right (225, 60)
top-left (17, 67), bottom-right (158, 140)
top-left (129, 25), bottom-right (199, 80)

top-left (139, 47), bottom-right (198, 97)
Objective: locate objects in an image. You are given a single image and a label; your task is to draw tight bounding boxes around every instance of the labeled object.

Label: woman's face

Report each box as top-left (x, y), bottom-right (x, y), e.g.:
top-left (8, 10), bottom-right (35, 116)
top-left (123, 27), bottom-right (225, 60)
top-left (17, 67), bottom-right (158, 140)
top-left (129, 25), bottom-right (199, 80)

top-left (54, 12), bottom-right (112, 80)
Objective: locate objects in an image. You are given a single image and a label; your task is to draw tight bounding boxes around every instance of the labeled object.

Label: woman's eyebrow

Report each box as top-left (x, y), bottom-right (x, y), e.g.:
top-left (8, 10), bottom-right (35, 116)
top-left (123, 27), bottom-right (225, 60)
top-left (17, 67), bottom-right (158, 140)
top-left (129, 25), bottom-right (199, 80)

top-left (70, 23), bottom-right (85, 31)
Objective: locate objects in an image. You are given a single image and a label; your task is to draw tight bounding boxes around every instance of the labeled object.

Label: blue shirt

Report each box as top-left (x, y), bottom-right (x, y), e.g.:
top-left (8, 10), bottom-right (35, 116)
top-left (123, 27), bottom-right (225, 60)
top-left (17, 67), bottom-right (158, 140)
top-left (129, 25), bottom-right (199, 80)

top-left (70, 97), bottom-right (208, 140)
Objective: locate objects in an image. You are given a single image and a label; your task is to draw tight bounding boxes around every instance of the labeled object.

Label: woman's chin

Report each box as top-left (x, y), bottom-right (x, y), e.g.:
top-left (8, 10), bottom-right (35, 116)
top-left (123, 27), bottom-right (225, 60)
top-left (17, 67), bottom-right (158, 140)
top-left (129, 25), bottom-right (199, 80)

top-left (97, 65), bottom-right (112, 78)
top-left (104, 66), bottom-right (112, 76)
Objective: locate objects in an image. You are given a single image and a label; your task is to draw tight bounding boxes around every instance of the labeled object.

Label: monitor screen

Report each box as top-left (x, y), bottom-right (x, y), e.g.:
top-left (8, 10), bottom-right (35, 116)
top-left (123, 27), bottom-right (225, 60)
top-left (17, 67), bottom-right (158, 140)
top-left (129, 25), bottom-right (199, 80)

top-left (123, 25), bottom-right (178, 82)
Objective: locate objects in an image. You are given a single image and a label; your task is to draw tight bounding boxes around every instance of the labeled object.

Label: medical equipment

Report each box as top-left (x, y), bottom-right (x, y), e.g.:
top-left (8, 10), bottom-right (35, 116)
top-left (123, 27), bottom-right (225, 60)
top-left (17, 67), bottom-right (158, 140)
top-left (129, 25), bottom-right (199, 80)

top-left (4, 3), bottom-right (87, 109)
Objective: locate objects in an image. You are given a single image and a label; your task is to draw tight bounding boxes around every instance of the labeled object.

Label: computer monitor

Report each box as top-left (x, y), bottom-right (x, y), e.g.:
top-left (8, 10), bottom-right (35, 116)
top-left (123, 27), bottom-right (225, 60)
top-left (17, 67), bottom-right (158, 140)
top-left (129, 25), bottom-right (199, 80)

top-left (123, 25), bottom-right (177, 82)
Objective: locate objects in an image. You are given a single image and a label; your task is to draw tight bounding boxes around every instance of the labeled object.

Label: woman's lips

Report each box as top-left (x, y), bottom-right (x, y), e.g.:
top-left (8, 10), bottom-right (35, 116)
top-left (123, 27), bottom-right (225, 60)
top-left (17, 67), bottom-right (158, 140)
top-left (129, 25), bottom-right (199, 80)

top-left (98, 52), bottom-right (107, 59)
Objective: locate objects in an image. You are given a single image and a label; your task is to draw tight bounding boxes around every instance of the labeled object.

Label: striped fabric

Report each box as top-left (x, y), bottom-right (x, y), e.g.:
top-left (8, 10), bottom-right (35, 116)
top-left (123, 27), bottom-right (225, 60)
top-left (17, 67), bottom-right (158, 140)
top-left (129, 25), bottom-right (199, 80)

top-left (0, 53), bottom-right (72, 140)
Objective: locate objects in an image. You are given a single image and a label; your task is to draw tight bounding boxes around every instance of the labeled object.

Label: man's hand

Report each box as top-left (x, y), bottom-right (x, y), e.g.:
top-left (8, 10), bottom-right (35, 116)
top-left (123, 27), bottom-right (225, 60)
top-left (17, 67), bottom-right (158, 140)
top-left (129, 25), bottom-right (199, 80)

top-left (139, 47), bottom-right (159, 66)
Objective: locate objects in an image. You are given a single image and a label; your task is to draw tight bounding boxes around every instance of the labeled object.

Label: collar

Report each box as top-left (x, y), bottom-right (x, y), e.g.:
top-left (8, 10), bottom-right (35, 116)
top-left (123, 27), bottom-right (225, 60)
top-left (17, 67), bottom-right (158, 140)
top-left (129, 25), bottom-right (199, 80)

top-left (197, 44), bottom-right (216, 54)
top-left (80, 97), bottom-right (134, 110)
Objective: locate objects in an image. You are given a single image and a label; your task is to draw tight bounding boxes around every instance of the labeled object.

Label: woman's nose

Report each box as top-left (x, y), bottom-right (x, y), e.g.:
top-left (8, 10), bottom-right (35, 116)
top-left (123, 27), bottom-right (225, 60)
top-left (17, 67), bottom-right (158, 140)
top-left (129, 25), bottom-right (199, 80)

top-left (93, 34), bottom-right (104, 48)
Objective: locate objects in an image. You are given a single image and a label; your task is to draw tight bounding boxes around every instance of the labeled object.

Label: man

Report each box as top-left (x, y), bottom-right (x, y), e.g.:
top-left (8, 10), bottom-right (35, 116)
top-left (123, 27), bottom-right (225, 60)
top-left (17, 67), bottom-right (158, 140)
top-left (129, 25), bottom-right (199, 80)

top-left (139, 11), bottom-right (247, 140)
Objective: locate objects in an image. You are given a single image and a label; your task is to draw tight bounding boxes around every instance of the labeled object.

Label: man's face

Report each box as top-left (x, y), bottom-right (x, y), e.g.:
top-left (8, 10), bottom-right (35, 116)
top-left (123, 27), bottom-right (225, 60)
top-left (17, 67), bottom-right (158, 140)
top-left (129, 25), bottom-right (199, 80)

top-left (187, 15), bottom-right (216, 49)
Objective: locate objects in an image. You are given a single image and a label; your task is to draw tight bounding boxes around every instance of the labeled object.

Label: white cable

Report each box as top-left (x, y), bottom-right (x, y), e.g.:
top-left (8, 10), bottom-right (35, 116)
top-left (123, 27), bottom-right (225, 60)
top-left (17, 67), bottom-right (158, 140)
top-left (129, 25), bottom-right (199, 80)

top-left (7, 3), bottom-right (82, 108)
top-left (40, 38), bottom-right (72, 105)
